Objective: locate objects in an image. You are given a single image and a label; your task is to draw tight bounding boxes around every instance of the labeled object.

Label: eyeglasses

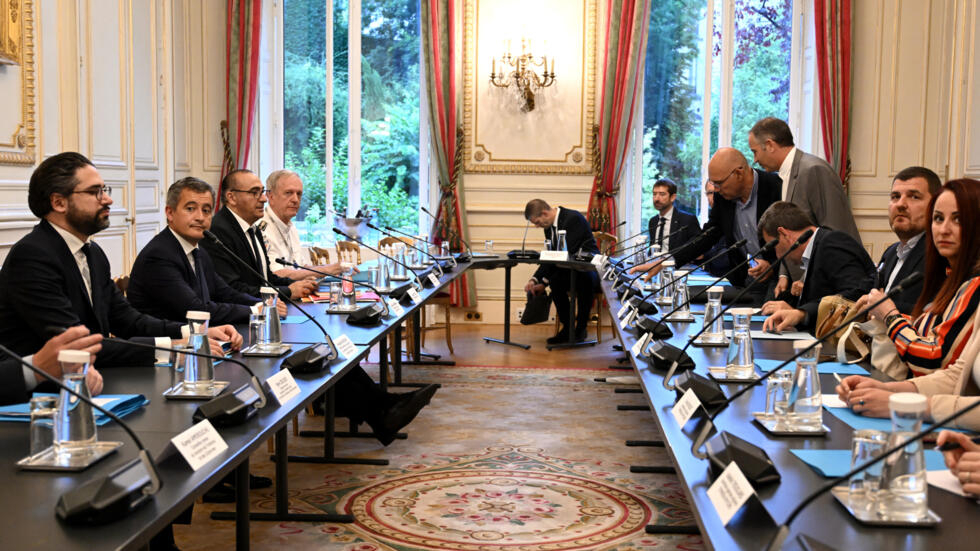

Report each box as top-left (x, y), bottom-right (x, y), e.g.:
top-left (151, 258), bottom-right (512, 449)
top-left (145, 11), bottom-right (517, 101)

top-left (707, 167), bottom-right (739, 187)
top-left (229, 188), bottom-right (268, 199)
top-left (70, 186), bottom-right (113, 200)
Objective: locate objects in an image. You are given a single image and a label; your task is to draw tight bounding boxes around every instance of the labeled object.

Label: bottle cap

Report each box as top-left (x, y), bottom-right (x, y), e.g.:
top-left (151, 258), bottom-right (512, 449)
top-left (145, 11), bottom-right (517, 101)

top-left (729, 307), bottom-right (755, 316)
top-left (260, 286), bottom-right (277, 295)
top-left (793, 340), bottom-right (821, 355)
top-left (674, 270), bottom-right (688, 278)
top-left (58, 350), bottom-right (90, 364)
top-left (661, 260), bottom-right (675, 267)
top-left (708, 286), bottom-right (724, 294)
top-left (889, 392), bottom-right (927, 413)
top-left (186, 310), bottom-right (211, 321)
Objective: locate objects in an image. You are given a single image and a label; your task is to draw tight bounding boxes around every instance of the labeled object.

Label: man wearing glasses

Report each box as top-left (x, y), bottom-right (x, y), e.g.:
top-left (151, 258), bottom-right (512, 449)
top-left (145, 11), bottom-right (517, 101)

top-left (201, 169), bottom-right (317, 299)
top-left (0, 152), bottom-right (241, 368)
top-left (629, 148), bottom-right (782, 303)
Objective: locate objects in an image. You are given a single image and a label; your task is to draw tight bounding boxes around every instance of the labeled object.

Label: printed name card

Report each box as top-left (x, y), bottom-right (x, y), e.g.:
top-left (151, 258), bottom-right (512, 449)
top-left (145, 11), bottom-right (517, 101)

top-left (171, 420), bottom-right (228, 471)
top-left (706, 462), bottom-right (755, 525)
top-left (591, 254), bottom-right (607, 267)
top-left (334, 334), bottom-right (358, 359)
top-left (630, 333), bottom-right (650, 356)
top-left (387, 298), bottom-right (405, 316)
top-left (407, 288), bottom-right (422, 304)
top-left (266, 369), bottom-right (301, 406)
top-left (617, 302), bottom-right (631, 319)
top-left (619, 309), bottom-right (636, 330)
top-left (671, 388), bottom-right (702, 427)
top-left (428, 272), bottom-right (441, 287)
top-left (540, 250), bottom-right (568, 262)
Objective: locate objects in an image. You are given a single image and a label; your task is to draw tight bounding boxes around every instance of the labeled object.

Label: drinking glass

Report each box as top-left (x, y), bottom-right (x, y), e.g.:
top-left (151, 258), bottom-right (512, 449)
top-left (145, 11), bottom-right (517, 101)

top-left (849, 429), bottom-right (887, 504)
top-left (29, 396), bottom-right (57, 457)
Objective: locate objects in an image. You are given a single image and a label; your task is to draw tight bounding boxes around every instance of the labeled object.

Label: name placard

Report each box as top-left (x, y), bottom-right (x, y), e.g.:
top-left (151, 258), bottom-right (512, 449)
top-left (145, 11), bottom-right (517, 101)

top-left (171, 419), bottom-right (228, 471)
top-left (334, 334), bottom-right (358, 359)
top-left (591, 254), bottom-right (607, 267)
top-left (617, 303), bottom-right (631, 319)
top-left (630, 333), bottom-right (650, 356)
top-left (387, 298), bottom-right (405, 316)
top-left (540, 250), bottom-right (568, 262)
top-left (407, 288), bottom-right (422, 304)
top-left (706, 461), bottom-right (755, 525)
top-left (671, 388), bottom-right (702, 427)
top-left (266, 369), bottom-right (301, 406)
top-left (619, 309), bottom-right (636, 330)
top-left (427, 273), bottom-right (441, 287)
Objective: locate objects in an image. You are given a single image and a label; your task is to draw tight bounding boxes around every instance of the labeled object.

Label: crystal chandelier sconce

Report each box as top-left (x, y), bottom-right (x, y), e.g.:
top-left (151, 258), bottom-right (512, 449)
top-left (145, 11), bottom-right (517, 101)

top-left (490, 38), bottom-right (555, 112)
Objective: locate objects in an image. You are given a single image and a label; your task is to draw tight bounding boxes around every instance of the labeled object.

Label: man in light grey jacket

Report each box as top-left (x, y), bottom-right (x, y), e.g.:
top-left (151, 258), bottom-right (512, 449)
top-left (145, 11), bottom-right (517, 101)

top-left (748, 117), bottom-right (861, 294)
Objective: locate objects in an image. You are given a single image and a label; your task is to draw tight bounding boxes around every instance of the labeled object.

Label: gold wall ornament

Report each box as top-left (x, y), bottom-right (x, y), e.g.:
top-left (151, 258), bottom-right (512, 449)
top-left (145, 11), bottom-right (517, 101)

top-left (463, 0), bottom-right (596, 174)
top-left (0, 0), bottom-right (33, 166)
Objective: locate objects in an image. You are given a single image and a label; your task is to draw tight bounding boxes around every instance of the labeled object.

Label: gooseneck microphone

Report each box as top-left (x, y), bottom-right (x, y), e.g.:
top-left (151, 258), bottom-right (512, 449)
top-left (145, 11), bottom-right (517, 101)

top-left (333, 227), bottom-right (434, 285)
top-left (688, 272), bottom-right (925, 458)
top-left (203, 230), bottom-right (338, 360)
top-left (766, 380), bottom-right (979, 550)
top-left (0, 344), bottom-right (162, 525)
top-left (616, 227), bottom-right (721, 301)
top-left (611, 226), bottom-right (687, 266)
top-left (379, 223), bottom-right (457, 269)
top-left (660, 229), bottom-right (814, 390)
top-left (276, 257), bottom-right (390, 322)
top-left (363, 223), bottom-right (446, 278)
top-left (508, 218), bottom-right (539, 260)
top-left (420, 206), bottom-right (473, 262)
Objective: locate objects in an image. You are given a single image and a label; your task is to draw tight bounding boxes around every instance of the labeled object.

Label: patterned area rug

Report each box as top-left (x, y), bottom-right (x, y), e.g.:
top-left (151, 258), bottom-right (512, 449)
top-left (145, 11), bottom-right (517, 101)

top-left (178, 365), bottom-right (705, 551)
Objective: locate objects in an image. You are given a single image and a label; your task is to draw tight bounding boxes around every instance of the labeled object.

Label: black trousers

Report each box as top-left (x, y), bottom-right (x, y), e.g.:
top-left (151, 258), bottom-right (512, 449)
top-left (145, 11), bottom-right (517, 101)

top-left (549, 268), bottom-right (598, 333)
top-left (334, 365), bottom-right (390, 426)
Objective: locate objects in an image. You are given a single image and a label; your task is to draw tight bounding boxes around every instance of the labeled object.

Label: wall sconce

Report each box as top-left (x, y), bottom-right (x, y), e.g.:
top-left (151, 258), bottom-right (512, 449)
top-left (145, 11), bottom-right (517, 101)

top-left (490, 38), bottom-right (555, 112)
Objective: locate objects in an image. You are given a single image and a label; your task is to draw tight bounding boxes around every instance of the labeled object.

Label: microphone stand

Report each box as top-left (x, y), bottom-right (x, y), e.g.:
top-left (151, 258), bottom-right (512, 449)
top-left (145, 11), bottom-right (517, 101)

top-left (0, 344), bottom-right (162, 524)
top-left (276, 258), bottom-right (391, 321)
top-left (420, 206), bottom-right (472, 262)
top-left (337, 226), bottom-right (435, 283)
top-left (661, 229), bottom-right (814, 390)
top-left (374, 224), bottom-right (453, 272)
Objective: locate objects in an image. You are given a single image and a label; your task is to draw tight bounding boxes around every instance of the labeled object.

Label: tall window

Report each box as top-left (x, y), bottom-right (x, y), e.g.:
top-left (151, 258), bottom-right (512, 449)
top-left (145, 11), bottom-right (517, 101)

top-left (636, 0), bottom-right (794, 232)
top-left (283, 0), bottom-right (421, 243)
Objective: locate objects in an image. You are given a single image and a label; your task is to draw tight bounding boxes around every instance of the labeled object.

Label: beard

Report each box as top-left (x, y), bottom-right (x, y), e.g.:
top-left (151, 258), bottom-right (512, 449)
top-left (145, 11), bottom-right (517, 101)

top-left (67, 204), bottom-right (110, 236)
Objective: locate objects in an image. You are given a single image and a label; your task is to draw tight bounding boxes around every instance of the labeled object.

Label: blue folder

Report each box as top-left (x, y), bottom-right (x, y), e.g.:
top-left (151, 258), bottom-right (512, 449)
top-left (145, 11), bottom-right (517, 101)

top-left (0, 393), bottom-right (149, 426)
top-left (755, 358), bottom-right (869, 375)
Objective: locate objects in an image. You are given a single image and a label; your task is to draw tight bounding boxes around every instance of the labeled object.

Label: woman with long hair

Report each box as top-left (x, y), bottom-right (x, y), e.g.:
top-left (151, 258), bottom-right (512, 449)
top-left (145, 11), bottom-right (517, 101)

top-left (837, 178), bottom-right (980, 418)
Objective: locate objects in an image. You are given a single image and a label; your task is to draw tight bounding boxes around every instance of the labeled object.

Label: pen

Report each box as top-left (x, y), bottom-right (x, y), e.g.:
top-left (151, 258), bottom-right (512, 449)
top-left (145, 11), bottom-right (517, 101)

top-left (833, 373), bottom-right (850, 399)
top-left (937, 435), bottom-right (980, 452)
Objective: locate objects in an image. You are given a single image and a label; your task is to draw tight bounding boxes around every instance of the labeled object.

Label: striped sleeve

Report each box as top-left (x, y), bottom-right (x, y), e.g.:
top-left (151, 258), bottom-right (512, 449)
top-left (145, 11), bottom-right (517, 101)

top-left (887, 276), bottom-right (980, 375)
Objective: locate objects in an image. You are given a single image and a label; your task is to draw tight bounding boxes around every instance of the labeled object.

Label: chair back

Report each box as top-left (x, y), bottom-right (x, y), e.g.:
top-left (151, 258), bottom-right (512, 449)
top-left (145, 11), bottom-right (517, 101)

top-left (309, 246), bottom-right (331, 265)
top-left (335, 240), bottom-right (362, 264)
top-left (593, 232), bottom-right (618, 255)
top-left (380, 236), bottom-right (414, 249)
top-left (113, 275), bottom-right (130, 296)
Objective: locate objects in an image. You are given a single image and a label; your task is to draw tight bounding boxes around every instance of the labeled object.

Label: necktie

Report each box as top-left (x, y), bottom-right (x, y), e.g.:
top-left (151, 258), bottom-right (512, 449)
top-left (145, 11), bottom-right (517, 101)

top-left (191, 248), bottom-right (210, 303)
top-left (79, 243), bottom-right (94, 304)
top-left (656, 218), bottom-right (665, 247)
top-left (248, 227), bottom-right (268, 278)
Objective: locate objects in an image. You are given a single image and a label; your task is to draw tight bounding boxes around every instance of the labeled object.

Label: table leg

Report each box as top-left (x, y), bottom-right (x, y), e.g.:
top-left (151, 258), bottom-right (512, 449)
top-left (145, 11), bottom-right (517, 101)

top-left (484, 264), bottom-right (530, 349)
top-left (235, 458), bottom-right (249, 551)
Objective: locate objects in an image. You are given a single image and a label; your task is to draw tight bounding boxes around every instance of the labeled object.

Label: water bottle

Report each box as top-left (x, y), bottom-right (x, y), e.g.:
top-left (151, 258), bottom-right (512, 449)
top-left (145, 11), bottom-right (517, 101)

top-left (339, 262), bottom-right (357, 308)
top-left (260, 287), bottom-right (282, 349)
top-left (53, 349), bottom-right (97, 457)
top-left (393, 244), bottom-right (408, 280)
top-left (877, 393), bottom-right (928, 521)
top-left (636, 235), bottom-right (649, 264)
top-left (667, 270), bottom-right (692, 321)
top-left (656, 261), bottom-right (675, 305)
top-left (787, 340), bottom-right (822, 429)
top-left (184, 310), bottom-right (215, 389)
top-left (725, 308), bottom-right (755, 378)
top-left (697, 286), bottom-right (728, 344)
top-left (556, 230), bottom-right (568, 252)
top-left (646, 244), bottom-right (662, 290)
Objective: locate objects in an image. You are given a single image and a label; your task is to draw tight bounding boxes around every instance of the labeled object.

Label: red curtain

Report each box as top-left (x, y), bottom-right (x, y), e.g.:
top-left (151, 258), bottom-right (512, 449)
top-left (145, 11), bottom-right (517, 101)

top-left (587, 0), bottom-right (651, 233)
top-left (422, 0), bottom-right (475, 307)
top-left (814, 0), bottom-right (852, 185)
top-left (219, 0), bottom-right (263, 203)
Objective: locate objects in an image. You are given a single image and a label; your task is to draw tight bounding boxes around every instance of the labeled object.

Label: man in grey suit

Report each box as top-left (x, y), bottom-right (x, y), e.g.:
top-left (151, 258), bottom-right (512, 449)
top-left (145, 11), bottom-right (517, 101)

top-left (748, 117), bottom-right (861, 295)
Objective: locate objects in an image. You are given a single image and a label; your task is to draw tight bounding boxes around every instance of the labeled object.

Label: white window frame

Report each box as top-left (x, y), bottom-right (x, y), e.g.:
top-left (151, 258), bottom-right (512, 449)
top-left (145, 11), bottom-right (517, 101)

top-left (627, 0), bottom-right (814, 232)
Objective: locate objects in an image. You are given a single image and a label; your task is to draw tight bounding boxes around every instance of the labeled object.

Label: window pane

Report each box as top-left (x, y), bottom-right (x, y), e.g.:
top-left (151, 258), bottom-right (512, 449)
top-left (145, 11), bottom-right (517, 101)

top-left (360, 0), bottom-right (420, 236)
top-left (282, 0), bottom-right (327, 241)
top-left (730, 0), bottom-right (792, 154)
top-left (641, 0), bottom-right (708, 230)
top-left (333, 0), bottom-right (351, 218)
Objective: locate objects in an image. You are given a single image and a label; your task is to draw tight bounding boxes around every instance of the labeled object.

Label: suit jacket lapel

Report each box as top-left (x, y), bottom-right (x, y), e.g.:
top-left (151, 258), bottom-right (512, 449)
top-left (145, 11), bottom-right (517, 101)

top-left (41, 221), bottom-right (101, 331)
top-left (786, 149), bottom-right (803, 202)
top-left (800, 230), bottom-right (824, 303)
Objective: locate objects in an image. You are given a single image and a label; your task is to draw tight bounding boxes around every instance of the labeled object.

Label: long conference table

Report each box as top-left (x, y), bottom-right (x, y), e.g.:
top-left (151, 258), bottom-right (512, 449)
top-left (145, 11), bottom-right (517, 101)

top-left (0, 254), bottom-right (975, 550)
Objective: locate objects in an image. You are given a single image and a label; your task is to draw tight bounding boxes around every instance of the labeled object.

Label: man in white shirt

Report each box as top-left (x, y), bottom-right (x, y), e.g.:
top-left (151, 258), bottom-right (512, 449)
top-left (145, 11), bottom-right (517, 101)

top-left (262, 169), bottom-right (343, 280)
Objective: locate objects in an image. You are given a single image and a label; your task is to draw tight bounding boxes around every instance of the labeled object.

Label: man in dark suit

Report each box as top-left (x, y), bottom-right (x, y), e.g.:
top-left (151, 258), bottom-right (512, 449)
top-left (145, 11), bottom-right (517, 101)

top-left (522, 199), bottom-right (599, 344)
top-left (647, 178), bottom-right (700, 254)
top-left (0, 326), bottom-right (103, 406)
top-left (0, 152), bottom-right (241, 368)
top-left (760, 202), bottom-right (876, 333)
top-left (128, 177), bottom-right (260, 326)
top-left (875, 166), bottom-right (940, 315)
top-left (630, 148), bottom-right (781, 302)
top-left (199, 169), bottom-right (317, 300)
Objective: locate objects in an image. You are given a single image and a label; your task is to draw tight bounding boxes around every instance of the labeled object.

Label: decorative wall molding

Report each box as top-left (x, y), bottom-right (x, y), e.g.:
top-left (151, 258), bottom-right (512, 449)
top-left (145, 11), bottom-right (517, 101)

top-left (0, 0), bottom-right (34, 166)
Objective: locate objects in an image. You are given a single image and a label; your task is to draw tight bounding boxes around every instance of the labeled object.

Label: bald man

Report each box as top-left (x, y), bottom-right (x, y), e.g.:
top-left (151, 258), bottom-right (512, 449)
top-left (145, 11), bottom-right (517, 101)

top-left (630, 148), bottom-right (782, 302)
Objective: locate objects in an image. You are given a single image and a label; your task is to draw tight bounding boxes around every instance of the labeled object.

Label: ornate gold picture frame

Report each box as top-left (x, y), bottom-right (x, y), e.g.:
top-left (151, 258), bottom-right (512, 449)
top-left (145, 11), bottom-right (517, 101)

top-left (0, 0), bottom-right (34, 165)
top-left (463, 0), bottom-right (596, 174)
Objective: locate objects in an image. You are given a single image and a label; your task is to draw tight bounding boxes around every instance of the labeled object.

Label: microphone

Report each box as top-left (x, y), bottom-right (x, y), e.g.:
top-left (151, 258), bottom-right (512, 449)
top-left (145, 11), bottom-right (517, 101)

top-left (374, 223), bottom-right (456, 272)
top-left (508, 218), bottom-right (539, 260)
top-left (276, 257), bottom-right (390, 324)
top-left (616, 227), bottom-right (720, 302)
top-left (661, 229), bottom-right (812, 390)
top-left (420, 205), bottom-right (473, 262)
top-left (611, 226), bottom-right (687, 266)
top-left (689, 272), bottom-right (925, 459)
top-left (766, 375), bottom-right (978, 550)
top-left (203, 230), bottom-right (339, 364)
top-left (0, 343), bottom-right (162, 525)
top-left (334, 227), bottom-right (435, 288)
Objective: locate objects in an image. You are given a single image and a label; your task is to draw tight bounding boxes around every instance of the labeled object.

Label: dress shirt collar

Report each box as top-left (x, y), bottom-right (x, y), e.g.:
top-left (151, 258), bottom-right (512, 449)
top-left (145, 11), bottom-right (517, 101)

top-left (800, 227), bottom-right (819, 271)
top-left (552, 207), bottom-right (561, 232)
top-left (777, 146), bottom-right (797, 192)
top-left (229, 208), bottom-right (259, 235)
top-left (659, 206), bottom-right (674, 221)
top-left (168, 227), bottom-right (198, 256)
top-left (737, 170), bottom-right (759, 209)
top-left (49, 221), bottom-right (90, 256)
top-left (265, 207), bottom-right (292, 234)
top-left (897, 232), bottom-right (924, 261)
